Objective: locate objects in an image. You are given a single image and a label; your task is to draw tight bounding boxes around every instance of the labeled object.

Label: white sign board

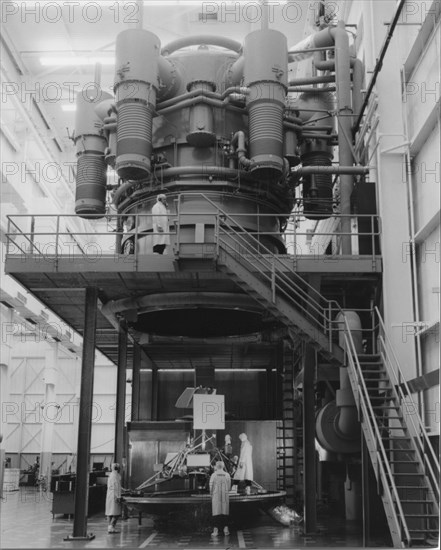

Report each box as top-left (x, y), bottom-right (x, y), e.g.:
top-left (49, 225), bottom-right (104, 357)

top-left (193, 394), bottom-right (225, 430)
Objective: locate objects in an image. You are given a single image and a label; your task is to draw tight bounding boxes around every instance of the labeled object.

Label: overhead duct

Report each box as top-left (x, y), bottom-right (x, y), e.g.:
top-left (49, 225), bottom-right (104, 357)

top-left (244, 29), bottom-right (288, 181)
top-left (114, 29), bottom-right (160, 180)
top-left (74, 91), bottom-right (112, 218)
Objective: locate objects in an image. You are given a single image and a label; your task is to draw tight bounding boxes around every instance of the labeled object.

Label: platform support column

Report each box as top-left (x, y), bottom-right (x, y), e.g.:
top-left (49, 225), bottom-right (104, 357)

top-left (114, 324), bottom-right (128, 465)
top-left (362, 430), bottom-right (371, 546)
top-left (302, 343), bottom-right (317, 533)
top-left (151, 366), bottom-right (159, 420)
top-left (67, 287), bottom-right (98, 541)
top-left (131, 342), bottom-right (141, 421)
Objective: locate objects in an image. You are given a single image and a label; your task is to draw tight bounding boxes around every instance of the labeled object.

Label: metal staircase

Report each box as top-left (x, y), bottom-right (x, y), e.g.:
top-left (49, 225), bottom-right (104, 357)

top-left (213, 217), bottom-right (344, 363)
top-left (343, 311), bottom-right (439, 547)
top-left (183, 196), bottom-right (439, 548)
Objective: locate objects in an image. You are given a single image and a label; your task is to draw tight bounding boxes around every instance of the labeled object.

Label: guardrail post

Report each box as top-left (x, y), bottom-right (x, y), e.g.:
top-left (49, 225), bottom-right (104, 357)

top-left (271, 258), bottom-right (276, 302)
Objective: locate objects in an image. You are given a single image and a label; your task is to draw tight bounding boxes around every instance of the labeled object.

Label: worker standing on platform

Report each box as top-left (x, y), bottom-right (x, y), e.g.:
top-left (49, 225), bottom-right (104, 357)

top-left (106, 463), bottom-right (122, 534)
top-left (152, 194), bottom-right (170, 254)
top-left (210, 461), bottom-right (231, 537)
top-left (233, 433), bottom-right (253, 495)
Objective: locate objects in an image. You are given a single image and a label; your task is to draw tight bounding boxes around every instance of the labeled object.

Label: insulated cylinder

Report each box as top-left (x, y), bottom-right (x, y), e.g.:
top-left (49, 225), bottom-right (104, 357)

top-left (187, 82), bottom-right (216, 147)
top-left (244, 30), bottom-right (287, 181)
top-left (74, 92), bottom-right (112, 218)
top-left (301, 148), bottom-right (334, 219)
top-left (114, 29), bottom-right (160, 180)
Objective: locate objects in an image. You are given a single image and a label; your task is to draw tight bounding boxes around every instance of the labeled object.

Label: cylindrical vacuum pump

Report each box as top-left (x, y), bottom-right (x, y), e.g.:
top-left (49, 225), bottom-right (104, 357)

top-left (114, 29), bottom-right (160, 180)
top-left (74, 91), bottom-right (112, 217)
top-left (244, 29), bottom-right (287, 181)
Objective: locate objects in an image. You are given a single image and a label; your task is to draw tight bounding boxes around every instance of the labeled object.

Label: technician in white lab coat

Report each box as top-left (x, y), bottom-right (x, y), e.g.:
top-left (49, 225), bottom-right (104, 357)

top-left (209, 461), bottom-right (231, 537)
top-left (233, 433), bottom-right (253, 495)
top-left (152, 194), bottom-right (170, 254)
top-left (105, 463), bottom-right (122, 534)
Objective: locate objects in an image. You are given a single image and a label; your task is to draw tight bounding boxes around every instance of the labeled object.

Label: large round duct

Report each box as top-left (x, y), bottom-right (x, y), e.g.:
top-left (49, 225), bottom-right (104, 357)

top-left (114, 29), bottom-right (160, 180)
top-left (74, 91), bottom-right (112, 218)
top-left (316, 311), bottom-right (362, 453)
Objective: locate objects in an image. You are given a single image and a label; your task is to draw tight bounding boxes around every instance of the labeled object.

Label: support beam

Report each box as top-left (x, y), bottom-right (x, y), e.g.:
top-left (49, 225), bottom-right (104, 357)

top-left (66, 287), bottom-right (98, 541)
top-left (131, 343), bottom-right (141, 422)
top-left (114, 325), bottom-right (128, 465)
top-left (302, 343), bottom-right (317, 534)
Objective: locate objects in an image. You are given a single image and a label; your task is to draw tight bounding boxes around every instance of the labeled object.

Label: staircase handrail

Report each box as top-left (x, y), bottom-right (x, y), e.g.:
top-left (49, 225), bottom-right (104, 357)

top-left (375, 307), bottom-right (440, 497)
top-left (182, 193), bottom-right (345, 343)
top-left (343, 325), bottom-right (411, 546)
top-left (216, 228), bottom-right (330, 331)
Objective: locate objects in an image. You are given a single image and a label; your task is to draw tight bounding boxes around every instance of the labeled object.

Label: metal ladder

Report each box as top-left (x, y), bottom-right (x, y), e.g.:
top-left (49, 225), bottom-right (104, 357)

top-left (276, 342), bottom-right (303, 508)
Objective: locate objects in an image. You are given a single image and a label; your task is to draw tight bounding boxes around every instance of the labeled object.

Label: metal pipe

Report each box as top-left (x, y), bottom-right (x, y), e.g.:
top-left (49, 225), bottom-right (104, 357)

top-left (232, 131), bottom-right (252, 168)
top-left (289, 86), bottom-right (336, 93)
top-left (353, 0), bottom-right (407, 134)
top-left (157, 95), bottom-right (244, 116)
top-left (332, 21), bottom-right (354, 254)
top-left (352, 57), bottom-right (364, 122)
top-left (294, 165), bottom-right (368, 176)
top-left (112, 166), bottom-right (241, 204)
top-left (288, 74), bottom-right (335, 86)
top-left (161, 35), bottom-right (242, 55)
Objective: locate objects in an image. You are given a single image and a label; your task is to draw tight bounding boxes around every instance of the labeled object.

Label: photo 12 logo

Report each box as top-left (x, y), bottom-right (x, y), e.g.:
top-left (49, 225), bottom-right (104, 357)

top-left (1, 2), bottom-right (140, 25)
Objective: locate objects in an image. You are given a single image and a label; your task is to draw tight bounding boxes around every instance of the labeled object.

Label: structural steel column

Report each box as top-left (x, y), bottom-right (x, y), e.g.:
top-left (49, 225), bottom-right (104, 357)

top-left (131, 343), bottom-right (141, 421)
top-left (67, 287), bottom-right (98, 541)
top-left (114, 324), bottom-right (128, 465)
top-left (151, 366), bottom-right (158, 421)
top-left (302, 343), bottom-right (317, 533)
top-left (361, 431), bottom-right (371, 546)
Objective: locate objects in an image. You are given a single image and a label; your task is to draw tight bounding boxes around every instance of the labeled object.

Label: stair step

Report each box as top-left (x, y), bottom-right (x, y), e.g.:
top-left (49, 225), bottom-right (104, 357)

top-left (395, 486), bottom-right (429, 489)
top-left (379, 426), bottom-right (408, 430)
top-left (406, 514), bottom-right (439, 518)
top-left (389, 460), bottom-right (420, 463)
top-left (401, 500), bottom-right (436, 503)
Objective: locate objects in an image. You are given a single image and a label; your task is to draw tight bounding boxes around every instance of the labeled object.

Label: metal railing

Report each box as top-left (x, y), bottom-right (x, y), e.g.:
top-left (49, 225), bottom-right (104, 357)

top-left (375, 307), bottom-right (440, 506)
top-left (5, 209), bottom-right (381, 264)
top-left (343, 308), bottom-right (440, 547)
top-left (343, 321), bottom-right (411, 547)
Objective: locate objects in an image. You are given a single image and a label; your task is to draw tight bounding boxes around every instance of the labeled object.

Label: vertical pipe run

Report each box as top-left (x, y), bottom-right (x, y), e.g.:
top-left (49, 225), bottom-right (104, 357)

top-left (114, 325), bottom-right (128, 464)
top-left (334, 21), bottom-right (354, 254)
top-left (70, 287), bottom-right (98, 540)
top-left (131, 343), bottom-right (141, 421)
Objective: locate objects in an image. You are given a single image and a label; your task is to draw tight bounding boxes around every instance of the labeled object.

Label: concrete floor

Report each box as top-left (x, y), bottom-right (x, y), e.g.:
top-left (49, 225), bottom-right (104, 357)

top-left (1, 487), bottom-right (392, 549)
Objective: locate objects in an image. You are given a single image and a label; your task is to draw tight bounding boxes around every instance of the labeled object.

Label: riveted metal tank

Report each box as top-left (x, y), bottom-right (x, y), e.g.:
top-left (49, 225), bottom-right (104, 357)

top-left (114, 29), bottom-right (160, 180)
top-left (74, 91), bottom-right (112, 218)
